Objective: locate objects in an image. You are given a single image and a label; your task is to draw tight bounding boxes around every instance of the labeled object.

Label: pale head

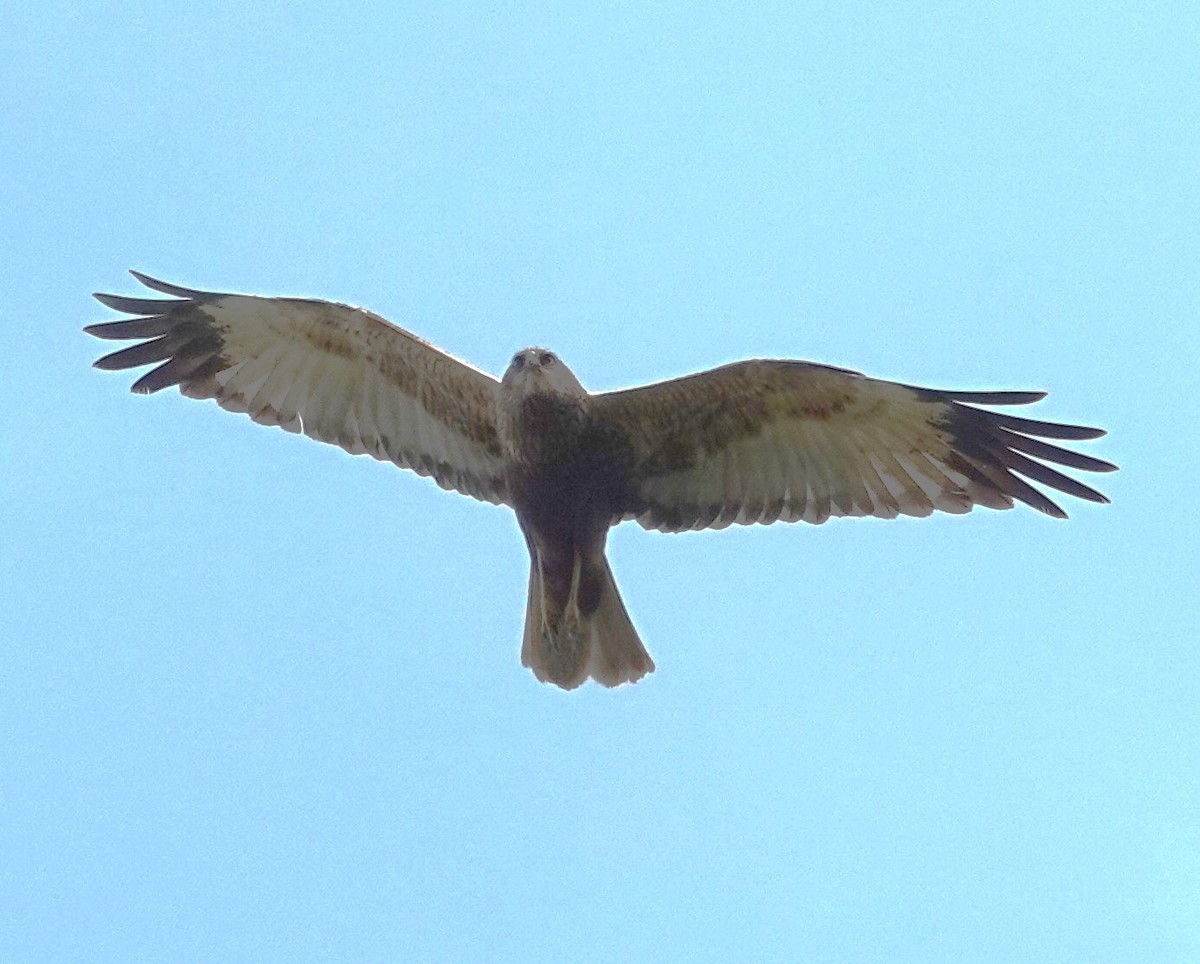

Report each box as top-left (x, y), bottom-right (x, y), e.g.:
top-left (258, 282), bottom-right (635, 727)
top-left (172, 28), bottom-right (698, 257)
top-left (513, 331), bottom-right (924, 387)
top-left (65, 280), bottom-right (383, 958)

top-left (501, 348), bottom-right (587, 397)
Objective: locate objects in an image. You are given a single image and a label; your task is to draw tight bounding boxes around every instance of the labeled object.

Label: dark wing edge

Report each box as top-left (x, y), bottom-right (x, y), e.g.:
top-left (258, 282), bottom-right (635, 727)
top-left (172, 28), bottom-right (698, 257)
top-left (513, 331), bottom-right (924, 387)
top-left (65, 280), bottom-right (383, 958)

top-left (923, 386), bottom-right (1116, 520)
top-left (88, 273), bottom-right (229, 395)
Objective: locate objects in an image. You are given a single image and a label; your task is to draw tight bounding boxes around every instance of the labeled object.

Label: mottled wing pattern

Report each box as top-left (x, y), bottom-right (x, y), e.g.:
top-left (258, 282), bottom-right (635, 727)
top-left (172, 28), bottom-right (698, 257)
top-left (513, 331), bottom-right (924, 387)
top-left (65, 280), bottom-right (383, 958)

top-left (87, 272), bottom-right (509, 504)
top-left (593, 360), bottom-right (1115, 532)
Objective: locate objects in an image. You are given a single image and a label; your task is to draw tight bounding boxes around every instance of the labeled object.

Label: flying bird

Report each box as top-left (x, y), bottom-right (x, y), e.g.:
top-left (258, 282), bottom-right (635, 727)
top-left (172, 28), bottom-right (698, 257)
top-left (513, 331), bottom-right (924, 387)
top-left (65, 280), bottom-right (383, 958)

top-left (87, 272), bottom-right (1115, 689)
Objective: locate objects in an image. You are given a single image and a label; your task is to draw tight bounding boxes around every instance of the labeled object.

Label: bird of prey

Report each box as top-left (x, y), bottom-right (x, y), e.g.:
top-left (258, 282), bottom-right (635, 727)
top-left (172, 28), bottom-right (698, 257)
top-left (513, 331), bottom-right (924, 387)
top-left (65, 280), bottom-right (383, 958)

top-left (87, 272), bottom-right (1115, 690)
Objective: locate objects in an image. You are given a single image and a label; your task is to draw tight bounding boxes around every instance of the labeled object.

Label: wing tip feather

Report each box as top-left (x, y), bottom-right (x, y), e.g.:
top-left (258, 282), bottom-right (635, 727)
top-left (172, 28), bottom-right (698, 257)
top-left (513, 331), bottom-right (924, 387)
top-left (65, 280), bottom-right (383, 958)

top-left (128, 269), bottom-right (216, 300)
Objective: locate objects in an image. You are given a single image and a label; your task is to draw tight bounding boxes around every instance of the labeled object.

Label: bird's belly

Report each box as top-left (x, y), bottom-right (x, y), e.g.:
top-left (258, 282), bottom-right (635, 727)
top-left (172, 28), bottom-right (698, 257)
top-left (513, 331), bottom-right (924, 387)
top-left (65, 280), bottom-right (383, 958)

top-left (511, 462), bottom-right (609, 559)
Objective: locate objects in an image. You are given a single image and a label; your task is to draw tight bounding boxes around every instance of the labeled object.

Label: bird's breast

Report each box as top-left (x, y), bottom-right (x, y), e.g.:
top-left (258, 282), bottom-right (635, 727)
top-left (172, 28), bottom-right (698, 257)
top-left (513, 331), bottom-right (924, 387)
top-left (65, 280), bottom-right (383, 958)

top-left (504, 392), bottom-right (588, 464)
top-left (503, 396), bottom-right (638, 546)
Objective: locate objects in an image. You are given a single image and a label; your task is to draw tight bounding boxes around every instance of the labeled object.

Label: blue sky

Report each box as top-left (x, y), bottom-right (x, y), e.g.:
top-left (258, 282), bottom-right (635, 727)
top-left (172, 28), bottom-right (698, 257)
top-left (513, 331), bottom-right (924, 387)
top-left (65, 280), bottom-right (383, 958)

top-left (2, 2), bottom-right (1197, 960)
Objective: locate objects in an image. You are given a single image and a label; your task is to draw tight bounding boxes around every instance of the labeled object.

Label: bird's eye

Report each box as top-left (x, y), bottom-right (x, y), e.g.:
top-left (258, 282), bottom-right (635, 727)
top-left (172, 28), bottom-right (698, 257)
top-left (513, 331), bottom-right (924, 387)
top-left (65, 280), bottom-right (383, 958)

top-left (539, 352), bottom-right (555, 366)
top-left (511, 354), bottom-right (526, 370)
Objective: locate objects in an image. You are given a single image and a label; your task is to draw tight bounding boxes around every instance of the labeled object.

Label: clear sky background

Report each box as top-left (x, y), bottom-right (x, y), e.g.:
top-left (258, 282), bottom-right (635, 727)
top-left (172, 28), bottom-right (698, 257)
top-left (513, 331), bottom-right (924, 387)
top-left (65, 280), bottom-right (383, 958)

top-left (2, 2), bottom-right (1196, 961)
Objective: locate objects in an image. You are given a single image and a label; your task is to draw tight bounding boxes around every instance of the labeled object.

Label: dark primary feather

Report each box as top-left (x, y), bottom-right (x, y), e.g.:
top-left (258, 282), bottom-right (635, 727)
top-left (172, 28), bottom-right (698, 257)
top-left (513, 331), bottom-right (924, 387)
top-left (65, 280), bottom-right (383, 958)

top-left (915, 387), bottom-right (1048, 405)
top-left (1000, 430), bottom-right (1114, 472)
top-left (84, 315), bottom-right (176, 341)
top-left (984, 409), bottom-right (1106, 440)
top-left (91, 293), bottom-right (192, 316)
top-left (128, 271), bottom-right (223, 300)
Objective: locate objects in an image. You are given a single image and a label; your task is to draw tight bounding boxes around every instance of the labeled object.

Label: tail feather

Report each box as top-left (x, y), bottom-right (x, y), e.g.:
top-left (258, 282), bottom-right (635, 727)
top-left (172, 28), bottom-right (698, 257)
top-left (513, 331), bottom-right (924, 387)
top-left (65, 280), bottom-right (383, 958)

top-left (521, 555), bottom-right (654, 690)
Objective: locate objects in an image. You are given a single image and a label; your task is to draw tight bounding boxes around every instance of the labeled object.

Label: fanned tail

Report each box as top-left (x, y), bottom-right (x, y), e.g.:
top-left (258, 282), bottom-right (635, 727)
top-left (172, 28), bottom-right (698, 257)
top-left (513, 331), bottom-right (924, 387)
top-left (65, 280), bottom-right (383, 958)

top-left (521, 554), bottom-right (655, 690)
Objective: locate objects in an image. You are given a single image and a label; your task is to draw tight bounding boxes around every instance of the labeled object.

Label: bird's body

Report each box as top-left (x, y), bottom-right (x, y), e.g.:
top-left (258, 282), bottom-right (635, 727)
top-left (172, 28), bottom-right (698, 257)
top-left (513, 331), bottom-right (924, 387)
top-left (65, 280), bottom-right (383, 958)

top-left (88, 273), bottom-right (1115, 689)
top-left (499, 350), bottom-right (652, 686)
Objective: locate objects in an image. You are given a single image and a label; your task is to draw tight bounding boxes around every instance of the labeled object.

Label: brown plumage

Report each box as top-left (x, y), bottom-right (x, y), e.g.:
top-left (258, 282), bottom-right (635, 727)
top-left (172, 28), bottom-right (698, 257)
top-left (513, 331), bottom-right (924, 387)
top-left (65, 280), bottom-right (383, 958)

top-left (88, 272), bottom-right (1116, 689)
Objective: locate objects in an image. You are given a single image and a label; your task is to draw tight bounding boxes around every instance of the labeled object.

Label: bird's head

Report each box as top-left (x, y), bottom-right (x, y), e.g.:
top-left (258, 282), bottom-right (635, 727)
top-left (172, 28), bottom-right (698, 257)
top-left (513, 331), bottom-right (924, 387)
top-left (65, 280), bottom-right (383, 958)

top-left (501, 348), bottom-right (586, 398)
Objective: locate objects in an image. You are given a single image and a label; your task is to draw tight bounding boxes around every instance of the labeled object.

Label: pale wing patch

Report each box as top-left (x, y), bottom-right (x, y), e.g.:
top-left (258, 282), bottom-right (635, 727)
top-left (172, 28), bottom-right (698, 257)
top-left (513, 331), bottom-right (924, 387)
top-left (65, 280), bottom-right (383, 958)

top-left (624, 381), bottom-right (958, 530)
top-left (89, 273), bottom-right (510, 505)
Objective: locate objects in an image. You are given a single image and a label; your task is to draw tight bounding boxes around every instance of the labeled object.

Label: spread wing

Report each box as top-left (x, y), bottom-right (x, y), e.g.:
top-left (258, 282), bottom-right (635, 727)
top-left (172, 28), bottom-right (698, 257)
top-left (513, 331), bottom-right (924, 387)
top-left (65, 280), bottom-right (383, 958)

top-left (592, 359), bottom-right (1115, 532)
top-left (87, 271), bottom-right (509, 504)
